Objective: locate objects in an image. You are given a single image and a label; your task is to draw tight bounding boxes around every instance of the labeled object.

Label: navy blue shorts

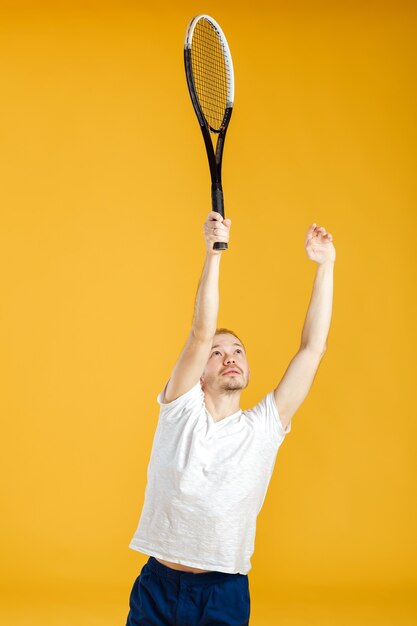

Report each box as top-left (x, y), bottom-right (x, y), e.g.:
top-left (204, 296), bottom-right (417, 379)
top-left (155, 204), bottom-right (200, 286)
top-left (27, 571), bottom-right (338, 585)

top-left (126, 556), bottom-right (251, 625)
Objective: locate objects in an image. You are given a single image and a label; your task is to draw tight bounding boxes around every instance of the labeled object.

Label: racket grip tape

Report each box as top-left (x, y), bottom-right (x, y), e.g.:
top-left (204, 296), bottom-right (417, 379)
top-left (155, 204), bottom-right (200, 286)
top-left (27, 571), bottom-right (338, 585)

top-left (211, 183), bottom-right (228, 250)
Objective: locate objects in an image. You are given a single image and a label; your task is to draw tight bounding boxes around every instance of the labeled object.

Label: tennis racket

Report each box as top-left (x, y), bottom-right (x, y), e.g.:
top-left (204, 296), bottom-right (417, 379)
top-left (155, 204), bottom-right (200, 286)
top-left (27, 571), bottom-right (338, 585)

top-left (184, 14), bottom-right (235, 250)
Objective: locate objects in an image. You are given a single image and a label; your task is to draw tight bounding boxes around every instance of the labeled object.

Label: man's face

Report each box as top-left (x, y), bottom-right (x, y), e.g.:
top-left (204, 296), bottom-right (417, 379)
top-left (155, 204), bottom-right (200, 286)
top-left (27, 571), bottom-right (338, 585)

top-left (200, 333), bottom-right (250, 394)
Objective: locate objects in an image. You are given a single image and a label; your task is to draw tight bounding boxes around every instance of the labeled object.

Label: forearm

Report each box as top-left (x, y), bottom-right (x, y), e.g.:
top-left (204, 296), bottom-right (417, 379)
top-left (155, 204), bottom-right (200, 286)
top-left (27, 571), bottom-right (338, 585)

top-left (300, 261), bottom-right (334, 353)
top-left (192, 253), bottom-right (221, 340)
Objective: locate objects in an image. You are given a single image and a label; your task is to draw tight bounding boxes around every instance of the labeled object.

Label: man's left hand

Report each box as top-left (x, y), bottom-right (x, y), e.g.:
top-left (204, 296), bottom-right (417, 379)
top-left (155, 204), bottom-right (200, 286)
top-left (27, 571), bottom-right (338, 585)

top-left (305, 223), bottom-right (336, 264)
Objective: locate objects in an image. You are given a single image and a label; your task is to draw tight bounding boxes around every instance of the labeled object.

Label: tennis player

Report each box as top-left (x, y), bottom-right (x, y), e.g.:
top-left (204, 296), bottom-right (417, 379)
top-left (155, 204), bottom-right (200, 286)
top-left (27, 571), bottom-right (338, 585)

top-left (126, 211), bottom-right (336, 625)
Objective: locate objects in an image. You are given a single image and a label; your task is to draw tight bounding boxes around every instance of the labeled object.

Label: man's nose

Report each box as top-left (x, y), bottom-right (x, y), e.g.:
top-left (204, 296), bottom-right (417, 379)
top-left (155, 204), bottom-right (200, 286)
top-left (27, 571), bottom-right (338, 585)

top-left (224, 355), bottom-right (236, 363)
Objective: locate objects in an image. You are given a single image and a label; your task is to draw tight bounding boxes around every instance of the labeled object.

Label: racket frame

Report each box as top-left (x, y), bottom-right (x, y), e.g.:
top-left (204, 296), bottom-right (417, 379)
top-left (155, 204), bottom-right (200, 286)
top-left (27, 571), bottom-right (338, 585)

top-left (184, 14), bottom-right (235, 249)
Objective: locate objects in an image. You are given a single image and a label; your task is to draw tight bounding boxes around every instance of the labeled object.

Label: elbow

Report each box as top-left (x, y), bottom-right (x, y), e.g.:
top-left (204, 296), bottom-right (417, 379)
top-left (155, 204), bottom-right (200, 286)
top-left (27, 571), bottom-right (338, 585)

top-left (192, 327), bottom-right (216, 343)
top-left (302, 342), bottom-right (327, 357)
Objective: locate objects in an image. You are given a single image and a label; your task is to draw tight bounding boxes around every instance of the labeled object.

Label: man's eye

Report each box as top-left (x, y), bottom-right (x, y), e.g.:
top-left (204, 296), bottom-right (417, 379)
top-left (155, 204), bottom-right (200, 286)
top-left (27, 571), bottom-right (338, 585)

top-left (212, 351), bottom-right (221, 356)
top-left (236, 349), bottom-right (242, 353)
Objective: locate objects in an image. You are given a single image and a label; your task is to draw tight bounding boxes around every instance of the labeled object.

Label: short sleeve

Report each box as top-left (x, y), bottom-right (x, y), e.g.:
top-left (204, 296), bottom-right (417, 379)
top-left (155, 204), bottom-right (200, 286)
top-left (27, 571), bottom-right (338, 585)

top-left (245, 390), bottom-right (291, 445)
top-left (156, 379), bottom-right (205, 421)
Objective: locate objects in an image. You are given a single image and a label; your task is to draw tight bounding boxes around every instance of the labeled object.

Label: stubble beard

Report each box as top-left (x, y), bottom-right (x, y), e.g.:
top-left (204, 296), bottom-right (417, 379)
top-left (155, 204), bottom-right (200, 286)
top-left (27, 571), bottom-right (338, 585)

top-left (201, 371), bottom-right (249, 395)
top-left (219, 373), bottom-right (249, 393)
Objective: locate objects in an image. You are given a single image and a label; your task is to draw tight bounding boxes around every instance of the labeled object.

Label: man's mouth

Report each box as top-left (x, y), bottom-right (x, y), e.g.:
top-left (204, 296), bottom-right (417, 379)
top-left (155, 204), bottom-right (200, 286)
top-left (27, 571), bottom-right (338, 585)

top-left (223, 369), bottom-right (240, 375)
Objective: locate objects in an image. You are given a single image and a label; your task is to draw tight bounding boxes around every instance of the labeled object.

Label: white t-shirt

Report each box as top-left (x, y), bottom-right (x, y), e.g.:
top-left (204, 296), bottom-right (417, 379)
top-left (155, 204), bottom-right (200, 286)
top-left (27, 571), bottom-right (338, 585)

top-left (128, 380), bottom-right (291, 575)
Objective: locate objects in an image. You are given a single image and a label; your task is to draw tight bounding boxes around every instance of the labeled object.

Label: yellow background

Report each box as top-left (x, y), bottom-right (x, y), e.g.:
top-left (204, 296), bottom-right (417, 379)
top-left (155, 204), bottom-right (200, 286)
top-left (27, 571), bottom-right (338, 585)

top-left (0, 1), bottom-right (416, 624)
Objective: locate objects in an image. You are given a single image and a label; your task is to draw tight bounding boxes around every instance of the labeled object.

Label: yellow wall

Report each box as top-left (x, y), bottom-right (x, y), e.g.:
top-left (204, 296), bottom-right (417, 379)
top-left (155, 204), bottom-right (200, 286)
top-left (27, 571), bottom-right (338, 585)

top-left (0, 1), bottom-right (416, 623)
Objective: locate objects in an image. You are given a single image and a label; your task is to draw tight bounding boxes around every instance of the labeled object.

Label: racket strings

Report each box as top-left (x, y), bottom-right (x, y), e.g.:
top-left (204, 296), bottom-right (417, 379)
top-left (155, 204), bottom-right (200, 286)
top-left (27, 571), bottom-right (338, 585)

top-left (191, 18), bottom-right (232, 132)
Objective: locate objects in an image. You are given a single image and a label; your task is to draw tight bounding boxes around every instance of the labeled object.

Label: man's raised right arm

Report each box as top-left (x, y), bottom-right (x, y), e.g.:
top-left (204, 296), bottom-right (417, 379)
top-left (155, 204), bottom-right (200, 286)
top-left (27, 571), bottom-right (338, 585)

top-left (162, 211), bottom-right (231, 403)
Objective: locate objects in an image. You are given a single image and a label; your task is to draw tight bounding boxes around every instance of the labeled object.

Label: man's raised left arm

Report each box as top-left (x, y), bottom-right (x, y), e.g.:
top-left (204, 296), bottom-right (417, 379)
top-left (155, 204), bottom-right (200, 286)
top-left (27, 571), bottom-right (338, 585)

top-left (274, 224), bottom-right (336, 430)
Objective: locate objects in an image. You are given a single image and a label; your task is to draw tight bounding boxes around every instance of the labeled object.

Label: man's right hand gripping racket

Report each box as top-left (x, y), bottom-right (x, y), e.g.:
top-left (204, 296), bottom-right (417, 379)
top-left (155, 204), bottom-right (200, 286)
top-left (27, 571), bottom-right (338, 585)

top-left (184, 15), bottom-right (235, 250)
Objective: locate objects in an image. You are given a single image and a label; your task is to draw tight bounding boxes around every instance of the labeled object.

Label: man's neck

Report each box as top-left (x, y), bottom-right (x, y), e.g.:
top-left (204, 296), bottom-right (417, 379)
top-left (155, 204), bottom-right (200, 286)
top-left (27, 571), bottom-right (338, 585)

top-left (203, 390), bottom-right (241, 422)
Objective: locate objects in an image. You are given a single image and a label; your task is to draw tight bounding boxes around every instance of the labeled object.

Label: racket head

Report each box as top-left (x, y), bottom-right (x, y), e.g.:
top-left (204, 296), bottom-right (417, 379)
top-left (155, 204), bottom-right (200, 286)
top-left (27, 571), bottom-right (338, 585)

top-left (184, 14), bottom-right (234, 134)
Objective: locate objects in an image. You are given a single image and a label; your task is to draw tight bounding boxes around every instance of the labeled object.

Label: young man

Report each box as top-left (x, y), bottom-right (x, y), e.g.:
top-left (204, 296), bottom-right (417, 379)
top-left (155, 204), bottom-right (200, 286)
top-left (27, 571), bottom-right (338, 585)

top-left (126, 211), bottom-right (335, 625)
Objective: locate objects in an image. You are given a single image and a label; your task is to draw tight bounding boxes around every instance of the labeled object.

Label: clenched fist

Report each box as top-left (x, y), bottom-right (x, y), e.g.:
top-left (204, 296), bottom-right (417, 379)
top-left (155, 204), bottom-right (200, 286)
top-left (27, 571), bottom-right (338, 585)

top-left (203, 211), bottom-right (231, 255)
top-left (305, 223), bottom-right (336, 264)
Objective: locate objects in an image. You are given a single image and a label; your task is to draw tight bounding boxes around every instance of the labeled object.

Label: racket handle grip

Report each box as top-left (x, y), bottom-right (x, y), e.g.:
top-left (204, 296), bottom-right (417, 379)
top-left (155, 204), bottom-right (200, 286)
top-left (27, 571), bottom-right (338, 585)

top-left (211, 183), bottom-right (228, 250)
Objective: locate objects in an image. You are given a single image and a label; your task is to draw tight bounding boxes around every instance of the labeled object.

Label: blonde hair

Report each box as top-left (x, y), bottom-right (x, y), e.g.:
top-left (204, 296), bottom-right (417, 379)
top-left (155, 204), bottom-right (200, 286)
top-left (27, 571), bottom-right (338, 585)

top-left (214, 327), bottom-right (246, 351)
